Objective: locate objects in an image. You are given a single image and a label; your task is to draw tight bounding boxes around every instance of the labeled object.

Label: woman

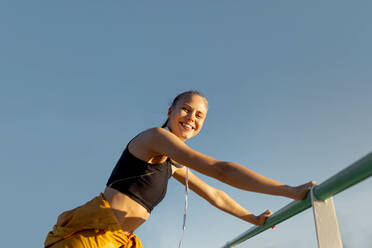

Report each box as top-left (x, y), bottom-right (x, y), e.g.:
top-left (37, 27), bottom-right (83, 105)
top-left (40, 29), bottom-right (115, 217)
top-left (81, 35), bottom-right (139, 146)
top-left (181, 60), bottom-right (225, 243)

top-left (45, 90), bottom-right (315, 248)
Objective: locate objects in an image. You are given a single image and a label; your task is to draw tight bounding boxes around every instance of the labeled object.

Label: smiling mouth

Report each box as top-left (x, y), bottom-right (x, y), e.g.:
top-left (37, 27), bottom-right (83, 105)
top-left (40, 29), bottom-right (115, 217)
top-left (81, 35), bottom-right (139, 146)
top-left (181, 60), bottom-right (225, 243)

top-left (179, 122), bottom-right (194, 130)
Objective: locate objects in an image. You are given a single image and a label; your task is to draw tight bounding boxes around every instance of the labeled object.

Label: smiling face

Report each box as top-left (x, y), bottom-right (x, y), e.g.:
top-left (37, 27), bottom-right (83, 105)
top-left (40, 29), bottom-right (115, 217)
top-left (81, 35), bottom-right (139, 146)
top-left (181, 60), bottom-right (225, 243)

top-left (167, 94), bottom-right (208, 141)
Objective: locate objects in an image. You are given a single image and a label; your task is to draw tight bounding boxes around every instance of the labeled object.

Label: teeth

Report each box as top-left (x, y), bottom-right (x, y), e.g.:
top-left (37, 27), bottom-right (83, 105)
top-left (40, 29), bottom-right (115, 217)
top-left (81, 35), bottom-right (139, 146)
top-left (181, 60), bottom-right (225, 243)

top-left (181, 122), bottom-right (193, 130)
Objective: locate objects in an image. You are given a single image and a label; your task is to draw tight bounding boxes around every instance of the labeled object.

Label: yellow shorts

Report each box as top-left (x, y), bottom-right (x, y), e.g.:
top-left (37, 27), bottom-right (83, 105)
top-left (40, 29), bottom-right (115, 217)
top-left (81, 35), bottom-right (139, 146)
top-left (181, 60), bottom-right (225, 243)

top-left (45, 194), bottom-right (143, 248)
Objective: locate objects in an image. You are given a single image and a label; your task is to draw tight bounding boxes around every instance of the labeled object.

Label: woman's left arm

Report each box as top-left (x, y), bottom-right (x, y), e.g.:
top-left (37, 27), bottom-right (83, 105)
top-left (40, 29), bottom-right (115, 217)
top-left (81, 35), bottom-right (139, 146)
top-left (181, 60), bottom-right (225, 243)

top-left (172, 166), bottom-right (273, 226)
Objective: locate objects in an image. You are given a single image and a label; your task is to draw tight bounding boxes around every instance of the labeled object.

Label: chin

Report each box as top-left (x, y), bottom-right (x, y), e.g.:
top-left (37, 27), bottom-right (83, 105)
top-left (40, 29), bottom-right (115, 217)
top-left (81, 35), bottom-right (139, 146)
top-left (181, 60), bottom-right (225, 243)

top-left (178, 132), bottom-right (193, 141)
top-left (184, 132), bottom-right (198, 140)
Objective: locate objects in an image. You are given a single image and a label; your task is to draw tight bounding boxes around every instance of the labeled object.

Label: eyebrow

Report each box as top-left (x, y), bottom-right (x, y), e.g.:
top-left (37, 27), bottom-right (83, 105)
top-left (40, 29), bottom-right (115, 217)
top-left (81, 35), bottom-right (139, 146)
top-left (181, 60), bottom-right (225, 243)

top-left (183, 104), bottom-right (206, 115)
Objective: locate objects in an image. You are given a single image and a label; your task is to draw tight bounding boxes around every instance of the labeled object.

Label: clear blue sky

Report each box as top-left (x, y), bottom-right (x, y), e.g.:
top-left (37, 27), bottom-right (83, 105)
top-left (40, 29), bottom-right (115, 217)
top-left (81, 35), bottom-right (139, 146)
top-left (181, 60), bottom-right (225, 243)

top-left (1, 1), bottom-right (372, 247)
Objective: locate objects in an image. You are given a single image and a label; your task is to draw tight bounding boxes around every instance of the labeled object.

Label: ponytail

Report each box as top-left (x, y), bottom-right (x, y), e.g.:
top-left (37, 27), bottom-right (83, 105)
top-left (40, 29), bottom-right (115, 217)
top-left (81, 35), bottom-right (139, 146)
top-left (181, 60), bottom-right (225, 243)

top-left (161, 118), bottom-right (169, 128)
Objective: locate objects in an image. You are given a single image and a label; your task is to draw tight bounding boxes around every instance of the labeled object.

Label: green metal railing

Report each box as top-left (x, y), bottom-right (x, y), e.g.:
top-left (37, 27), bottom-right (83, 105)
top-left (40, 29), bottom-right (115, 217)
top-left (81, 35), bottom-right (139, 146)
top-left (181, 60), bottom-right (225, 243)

top-left (222, 152), bottom-right (372, 248)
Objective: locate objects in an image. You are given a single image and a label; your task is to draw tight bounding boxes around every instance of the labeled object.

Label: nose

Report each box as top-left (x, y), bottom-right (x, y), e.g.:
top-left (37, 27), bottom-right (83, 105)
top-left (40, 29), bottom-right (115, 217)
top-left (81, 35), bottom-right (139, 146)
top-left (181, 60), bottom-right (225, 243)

top-left (186, 111), bottom-right (195, 121)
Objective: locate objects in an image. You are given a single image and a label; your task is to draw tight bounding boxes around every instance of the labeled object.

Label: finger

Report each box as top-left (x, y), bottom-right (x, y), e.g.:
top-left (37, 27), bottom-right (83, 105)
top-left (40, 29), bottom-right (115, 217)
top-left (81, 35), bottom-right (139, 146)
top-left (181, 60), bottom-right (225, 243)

top-left (264, 210), bottom-right (273, 216)
top-left (308, 181), bottom-right (317, 188)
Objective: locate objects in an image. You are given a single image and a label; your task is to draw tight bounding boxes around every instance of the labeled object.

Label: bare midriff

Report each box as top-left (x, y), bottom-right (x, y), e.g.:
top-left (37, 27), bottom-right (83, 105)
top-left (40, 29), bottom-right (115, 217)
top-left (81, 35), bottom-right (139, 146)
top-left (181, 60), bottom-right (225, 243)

top-left (103, 186), bottom-right (150, 234)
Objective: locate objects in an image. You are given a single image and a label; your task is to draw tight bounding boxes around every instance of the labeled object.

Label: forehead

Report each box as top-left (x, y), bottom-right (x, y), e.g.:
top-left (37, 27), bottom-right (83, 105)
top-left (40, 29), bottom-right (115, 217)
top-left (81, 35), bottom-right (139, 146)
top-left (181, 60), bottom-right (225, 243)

top-left (177, 94), bottom-right (208, 113)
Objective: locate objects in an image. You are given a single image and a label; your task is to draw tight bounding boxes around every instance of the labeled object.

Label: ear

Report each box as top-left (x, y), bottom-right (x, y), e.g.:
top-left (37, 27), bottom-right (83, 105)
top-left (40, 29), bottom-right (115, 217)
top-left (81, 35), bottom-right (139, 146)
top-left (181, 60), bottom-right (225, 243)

top-left (167, 107), bottom-right (172, 117)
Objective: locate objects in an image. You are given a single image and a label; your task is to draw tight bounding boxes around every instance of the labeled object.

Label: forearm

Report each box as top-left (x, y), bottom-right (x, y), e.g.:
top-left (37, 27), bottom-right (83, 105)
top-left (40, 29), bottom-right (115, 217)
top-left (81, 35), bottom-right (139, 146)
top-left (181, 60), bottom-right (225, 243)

top-left (215, 161), bottom-right (295, 198)
top-left (173, 167), bottom-right (273, 225)
top-left (209, 189), bottom-right (257, 224)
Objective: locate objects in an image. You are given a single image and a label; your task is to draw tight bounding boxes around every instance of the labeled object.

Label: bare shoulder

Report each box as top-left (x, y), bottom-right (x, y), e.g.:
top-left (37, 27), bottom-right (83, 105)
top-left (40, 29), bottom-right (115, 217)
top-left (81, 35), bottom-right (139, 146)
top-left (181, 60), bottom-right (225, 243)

top-left (133, 127), bottom-right (190, 157)
top-left (129, 127), bottom-right (182, 156)
top-left (147, 127), bottom-right (173, 137)
top-left (140, 128), bottom-right (219, 177)
top-left (131, 127), bottom-right (170, 142)
top-left (136, 127), bottom-right (168, 138)
top-left (144, 127), bottom-right (182, 144)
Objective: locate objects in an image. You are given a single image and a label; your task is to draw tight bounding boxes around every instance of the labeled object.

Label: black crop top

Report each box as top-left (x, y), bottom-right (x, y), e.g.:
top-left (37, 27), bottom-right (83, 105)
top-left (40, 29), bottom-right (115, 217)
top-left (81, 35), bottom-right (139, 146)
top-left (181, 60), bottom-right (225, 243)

top-left (106, 145), bottom-right (172, 213)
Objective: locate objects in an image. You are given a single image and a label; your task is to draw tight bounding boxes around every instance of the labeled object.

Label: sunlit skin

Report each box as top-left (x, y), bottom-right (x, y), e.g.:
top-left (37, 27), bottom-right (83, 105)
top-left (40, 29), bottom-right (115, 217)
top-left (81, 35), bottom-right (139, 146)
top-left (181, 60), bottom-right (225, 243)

top-left (104, 93), bottom-right (315, 234)
top-left (166, 94), bottom-right (208, 141)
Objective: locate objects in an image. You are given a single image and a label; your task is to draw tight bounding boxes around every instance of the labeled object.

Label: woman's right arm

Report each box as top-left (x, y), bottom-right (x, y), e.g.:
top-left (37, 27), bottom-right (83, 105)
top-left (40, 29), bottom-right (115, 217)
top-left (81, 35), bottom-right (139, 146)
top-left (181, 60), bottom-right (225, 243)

top-left (173, 166), bottom-right (273, 226)
top-left (145, 128), bottom-right (314, 200)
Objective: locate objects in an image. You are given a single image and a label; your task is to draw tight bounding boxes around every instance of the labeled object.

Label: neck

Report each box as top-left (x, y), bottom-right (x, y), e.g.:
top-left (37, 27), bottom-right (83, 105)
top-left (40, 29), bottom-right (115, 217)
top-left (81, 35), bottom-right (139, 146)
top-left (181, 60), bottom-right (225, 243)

top-left (164, 125), bottom-right (171, 132)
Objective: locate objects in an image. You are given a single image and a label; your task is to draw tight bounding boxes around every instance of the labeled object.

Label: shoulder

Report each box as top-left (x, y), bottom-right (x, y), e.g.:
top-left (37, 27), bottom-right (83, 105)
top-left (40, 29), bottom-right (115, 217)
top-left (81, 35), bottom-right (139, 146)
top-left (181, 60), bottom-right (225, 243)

top-left (137, 127), bottom-right (191, 157)
top-left (142, 127), bottom-right (178, 142)
top-left (131, 127), bottom-right (181, 152)
top-left (128, 127), bottom-right (176, 160)
top-left (132, 127), bottom-right (169, 141)
top-left (148, 127), bottom-right (171, 135)
top-left (147, 127), bottom-right (167, 135)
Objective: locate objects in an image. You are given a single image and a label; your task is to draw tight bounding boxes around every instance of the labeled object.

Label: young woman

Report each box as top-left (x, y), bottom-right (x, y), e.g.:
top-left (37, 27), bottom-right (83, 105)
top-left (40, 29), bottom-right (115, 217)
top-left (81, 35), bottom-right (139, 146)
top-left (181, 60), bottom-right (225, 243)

top-left (45, 90), bottom-right (315, 248)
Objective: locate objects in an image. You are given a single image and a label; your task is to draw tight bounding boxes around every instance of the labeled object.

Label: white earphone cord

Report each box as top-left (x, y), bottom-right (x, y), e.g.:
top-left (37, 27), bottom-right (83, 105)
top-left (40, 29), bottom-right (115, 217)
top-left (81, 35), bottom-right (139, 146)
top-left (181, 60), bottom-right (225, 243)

top-left (178, 167), bottom-right (189, 248)
top-left (108, 157), bottom-right (189, 248)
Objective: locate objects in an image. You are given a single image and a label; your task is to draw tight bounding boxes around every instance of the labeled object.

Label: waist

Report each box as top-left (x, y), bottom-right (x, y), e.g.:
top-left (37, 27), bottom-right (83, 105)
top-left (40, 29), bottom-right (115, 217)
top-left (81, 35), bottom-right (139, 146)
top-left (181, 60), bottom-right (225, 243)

top-left (104, 187), bottom-right (149, 233)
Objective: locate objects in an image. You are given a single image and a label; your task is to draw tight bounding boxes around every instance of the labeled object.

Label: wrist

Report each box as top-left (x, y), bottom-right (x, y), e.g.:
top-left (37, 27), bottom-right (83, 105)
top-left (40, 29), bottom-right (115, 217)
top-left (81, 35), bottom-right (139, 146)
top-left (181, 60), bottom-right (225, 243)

top-left (243, 213), bottom-right (257, 224)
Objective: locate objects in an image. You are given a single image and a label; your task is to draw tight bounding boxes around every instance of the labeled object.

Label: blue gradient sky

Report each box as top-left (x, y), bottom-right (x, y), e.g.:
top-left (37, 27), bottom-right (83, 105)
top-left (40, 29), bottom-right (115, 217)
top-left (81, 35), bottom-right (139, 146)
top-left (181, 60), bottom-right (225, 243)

top-left (1, 1), bottom-right (372, 247)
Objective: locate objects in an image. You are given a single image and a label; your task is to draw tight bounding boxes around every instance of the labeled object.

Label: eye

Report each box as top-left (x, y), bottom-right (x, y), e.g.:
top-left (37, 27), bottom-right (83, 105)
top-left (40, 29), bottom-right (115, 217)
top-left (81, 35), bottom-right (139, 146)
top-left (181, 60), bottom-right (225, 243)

top-left (182, 107), bottom-right (190, 112)
top-left (196, 113), bottom-right (204, 119)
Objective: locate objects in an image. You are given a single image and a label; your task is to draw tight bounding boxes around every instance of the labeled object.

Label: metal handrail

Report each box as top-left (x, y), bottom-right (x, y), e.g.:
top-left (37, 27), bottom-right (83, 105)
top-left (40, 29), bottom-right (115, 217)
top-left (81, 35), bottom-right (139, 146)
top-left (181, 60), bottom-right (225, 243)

top-left (222, 152), bottom-right (372, 248)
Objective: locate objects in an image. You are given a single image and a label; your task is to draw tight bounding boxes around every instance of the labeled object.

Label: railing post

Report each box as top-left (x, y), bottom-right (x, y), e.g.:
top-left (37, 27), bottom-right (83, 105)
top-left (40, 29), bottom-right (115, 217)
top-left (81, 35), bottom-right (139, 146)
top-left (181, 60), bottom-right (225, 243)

top-left (310, 188), bottom-right (343, 248)
top-left (221, 152), bottom-right (372, 248)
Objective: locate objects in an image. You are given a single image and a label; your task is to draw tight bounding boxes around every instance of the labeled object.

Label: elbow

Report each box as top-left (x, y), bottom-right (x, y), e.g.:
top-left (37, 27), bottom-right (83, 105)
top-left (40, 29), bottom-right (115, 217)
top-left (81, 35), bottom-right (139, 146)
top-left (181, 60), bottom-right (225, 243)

top-left (210, 188), bottom-right (224, 207)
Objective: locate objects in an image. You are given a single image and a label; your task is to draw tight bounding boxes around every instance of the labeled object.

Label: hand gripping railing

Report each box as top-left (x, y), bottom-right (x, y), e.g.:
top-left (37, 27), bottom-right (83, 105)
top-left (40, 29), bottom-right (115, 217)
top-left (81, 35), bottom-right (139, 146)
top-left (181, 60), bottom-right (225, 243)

top-left (222, 151), bottom-right (372, 248)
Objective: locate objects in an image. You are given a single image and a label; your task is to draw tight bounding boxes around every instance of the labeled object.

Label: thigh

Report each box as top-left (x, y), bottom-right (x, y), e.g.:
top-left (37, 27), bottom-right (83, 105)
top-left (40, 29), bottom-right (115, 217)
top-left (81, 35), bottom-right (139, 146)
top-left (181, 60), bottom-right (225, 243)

top-left (48, 235), bottom-right (87, 248)
top-left (50, 230), bottom-right (126, 248)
